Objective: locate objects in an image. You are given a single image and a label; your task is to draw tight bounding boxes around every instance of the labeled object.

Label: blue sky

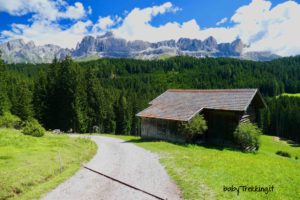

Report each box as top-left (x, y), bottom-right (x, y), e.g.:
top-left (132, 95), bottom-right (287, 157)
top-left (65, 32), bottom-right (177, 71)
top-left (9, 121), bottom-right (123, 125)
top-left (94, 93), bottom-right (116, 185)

top-left (0, 0), bottom-right (293, 30)
top-left (0, 0), bottom-right (300, 56)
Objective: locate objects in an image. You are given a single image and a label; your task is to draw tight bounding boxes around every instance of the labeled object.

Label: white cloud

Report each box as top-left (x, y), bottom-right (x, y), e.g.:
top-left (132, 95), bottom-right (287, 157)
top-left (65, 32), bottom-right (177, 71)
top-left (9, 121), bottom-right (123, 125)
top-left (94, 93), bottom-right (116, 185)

top-left (112, 2), bottom-right (237, 43)
top-left (59, 2), bottom-right (86, 20)
top-left (113, 2), bottom-right (198, 42)
top-left (216, 17), bottom-right (228, 26)
top-left (1, 20), bottom-right (93, 49)
top-left (0, 0), bottom-right (92, 48)
top-left (0, 0), bottom-right (89, 21)
top-left (113, 0), bottom-right (300, 56)
top-left (231, 0), bottom-right (300, 56)
top-left (93, 16), bottom-right (122, 32)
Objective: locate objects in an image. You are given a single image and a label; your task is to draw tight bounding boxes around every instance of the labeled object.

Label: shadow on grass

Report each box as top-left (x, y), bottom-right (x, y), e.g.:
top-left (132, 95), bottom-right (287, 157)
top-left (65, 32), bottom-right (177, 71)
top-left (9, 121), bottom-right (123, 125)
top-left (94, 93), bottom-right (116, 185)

top-left (122, 138), bottom-right (240, 152)
top-left (0, 156), bottom-right (12, 160)
top-left (275, 136), bottom-right (300, 147)
top-left (286, 140), bottom-right (300, 147)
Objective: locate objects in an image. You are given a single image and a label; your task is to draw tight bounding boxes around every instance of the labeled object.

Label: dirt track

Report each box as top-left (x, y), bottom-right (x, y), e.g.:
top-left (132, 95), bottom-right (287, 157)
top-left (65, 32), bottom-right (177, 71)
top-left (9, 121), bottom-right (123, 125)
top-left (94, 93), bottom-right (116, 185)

top-left (42, 136), bottom-right (181, 200)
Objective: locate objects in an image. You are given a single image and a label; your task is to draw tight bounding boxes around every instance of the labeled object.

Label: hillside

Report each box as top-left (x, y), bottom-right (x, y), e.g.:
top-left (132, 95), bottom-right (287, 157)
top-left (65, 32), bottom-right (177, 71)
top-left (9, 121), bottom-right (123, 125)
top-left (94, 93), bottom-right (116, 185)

top-left (0, 129), bottom-right (96, 200)
top-left (2, 56), bottom-right (300, 142)
top-left (282, 93), bottom-right (300, 97)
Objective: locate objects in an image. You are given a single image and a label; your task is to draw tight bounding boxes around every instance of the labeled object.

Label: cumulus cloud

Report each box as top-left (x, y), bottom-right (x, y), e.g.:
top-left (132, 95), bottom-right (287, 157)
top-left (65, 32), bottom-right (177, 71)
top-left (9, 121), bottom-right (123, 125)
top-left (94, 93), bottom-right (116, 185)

top-left (1, 20), bottom-right (92, 48)
top-left (112, 2), bottom-right (236, 43)
top-left (0, 0), bottom-right (92, 48)
top-left (0, 0), bottom-right (89, 21)
top-left (59, 2), bottom-right (87, 20)
top-left (93, 16), bottom-right (122, 32)
top-left (216, 17), bottom-right (228, 26)
top-left (231, 0), bottom-right (300, 56)
top-left (113, 2), bottom-right (202, 42)
top-left (113, 0), bottom-right (300, 56)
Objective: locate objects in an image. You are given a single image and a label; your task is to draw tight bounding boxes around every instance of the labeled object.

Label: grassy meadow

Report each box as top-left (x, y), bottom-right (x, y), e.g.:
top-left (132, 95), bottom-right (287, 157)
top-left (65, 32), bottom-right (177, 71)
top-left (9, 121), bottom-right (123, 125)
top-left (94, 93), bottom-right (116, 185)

top-left (281, 93), bottom-right (300, 97)
top-left (108, 134), bottom-right (300, 200)
top-left (0, 129), bottom-right (97, 200)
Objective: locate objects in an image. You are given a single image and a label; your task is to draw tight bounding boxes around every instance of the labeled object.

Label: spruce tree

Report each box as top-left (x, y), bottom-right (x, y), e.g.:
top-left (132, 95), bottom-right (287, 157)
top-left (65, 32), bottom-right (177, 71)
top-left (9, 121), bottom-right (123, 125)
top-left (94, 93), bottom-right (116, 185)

top-left (115, 92), bottom-right (131, 135)
top-left (9, 76), bottom-right (33, 120)
top-left (0, 51), bottom-right (10, 115)
top-left (85, 67), bottom-right (106, 132)
top-left (56, 56), bottom-right (87, 132)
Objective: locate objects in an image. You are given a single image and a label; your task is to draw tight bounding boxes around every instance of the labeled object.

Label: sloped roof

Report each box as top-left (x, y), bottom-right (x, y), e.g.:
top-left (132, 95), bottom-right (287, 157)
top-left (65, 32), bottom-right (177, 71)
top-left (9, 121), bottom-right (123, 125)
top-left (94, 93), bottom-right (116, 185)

top-left (136, 89), bottom-right (266, 121)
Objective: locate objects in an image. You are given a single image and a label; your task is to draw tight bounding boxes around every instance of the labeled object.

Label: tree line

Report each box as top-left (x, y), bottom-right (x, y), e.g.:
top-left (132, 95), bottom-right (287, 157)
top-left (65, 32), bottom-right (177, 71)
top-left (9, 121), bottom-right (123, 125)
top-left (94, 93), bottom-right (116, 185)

top-left (1, 55), bottom-right (300, 141)
top-left (260, 96), bottom-right (300, 142)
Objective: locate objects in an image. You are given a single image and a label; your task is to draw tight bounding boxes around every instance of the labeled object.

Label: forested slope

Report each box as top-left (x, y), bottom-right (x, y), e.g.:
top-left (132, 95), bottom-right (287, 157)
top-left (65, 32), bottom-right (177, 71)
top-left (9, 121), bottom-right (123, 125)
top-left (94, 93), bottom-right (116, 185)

top-left (3, 56), bottom-right (300, 142)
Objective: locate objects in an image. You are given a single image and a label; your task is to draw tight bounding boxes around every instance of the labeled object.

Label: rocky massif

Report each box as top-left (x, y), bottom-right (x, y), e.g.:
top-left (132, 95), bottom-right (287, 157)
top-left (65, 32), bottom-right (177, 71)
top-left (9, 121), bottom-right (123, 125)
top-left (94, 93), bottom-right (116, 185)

top-left (0, 32), bottom-right (280, 63)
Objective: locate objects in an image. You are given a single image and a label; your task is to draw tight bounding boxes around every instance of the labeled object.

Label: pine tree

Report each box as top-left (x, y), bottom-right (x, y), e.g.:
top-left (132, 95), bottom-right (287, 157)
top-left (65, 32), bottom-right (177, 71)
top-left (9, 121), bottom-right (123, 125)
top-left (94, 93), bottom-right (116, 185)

top-left (0, 51), bottom-right (10, 115)
top-left (33, 71), bottom-right (48, 124)
top-left (85, 67), bottom-right (106, 132)
top-left (9, 76), bottom-right (33, 120)
top-left (45, 57), bottom-right (61, 129)
top-left (55, 56), bottom-right (87, 132)
top-left (130, 94), bottom-right (140, 135)
top-left (115, 92), bottom-right (131, 135)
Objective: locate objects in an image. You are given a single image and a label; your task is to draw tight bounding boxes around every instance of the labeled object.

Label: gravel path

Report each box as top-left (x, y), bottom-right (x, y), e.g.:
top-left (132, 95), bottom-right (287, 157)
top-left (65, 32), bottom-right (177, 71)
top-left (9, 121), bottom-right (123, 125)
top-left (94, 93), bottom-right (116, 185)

top-left (42, 136), bottom-right (181, 200)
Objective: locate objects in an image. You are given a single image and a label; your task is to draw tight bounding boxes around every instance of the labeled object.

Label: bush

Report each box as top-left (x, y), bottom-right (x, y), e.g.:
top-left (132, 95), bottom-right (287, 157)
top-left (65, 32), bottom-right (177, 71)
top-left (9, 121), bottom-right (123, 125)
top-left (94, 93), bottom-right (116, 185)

top-left (276, 151), bottom-right (291, 158)
top-left (0, 112), bottom-right (22, 129)
top-left (233, 122), bottom-right (262, 151)
top-left (22, 119), bottom-right (45, 137)
top-left (180, 115), bottom-right (208, 142)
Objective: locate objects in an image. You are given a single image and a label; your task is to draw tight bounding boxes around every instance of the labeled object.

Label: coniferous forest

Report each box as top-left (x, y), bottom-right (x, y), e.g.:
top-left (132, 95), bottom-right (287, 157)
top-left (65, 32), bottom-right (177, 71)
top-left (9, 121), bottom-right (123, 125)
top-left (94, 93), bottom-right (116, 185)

top-left (1, 55), bottom-right (300, 142)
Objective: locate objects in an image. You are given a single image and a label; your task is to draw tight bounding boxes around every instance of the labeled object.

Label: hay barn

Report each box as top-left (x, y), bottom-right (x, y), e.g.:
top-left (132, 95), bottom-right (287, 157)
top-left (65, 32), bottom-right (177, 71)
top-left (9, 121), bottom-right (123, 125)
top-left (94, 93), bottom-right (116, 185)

top-left (136, 89), bottom-right (266, 143)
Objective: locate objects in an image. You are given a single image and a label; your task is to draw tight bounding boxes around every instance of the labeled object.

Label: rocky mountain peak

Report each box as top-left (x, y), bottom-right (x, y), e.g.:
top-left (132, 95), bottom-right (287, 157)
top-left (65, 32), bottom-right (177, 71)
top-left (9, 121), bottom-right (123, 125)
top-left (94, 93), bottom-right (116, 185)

top-left (6, 39), bottom-right (26, 50)
top-left (25, 41), bottom-right (36, 49)
top-left (0, 32), bottom-right (280, 63)
top-left (231, 38), bottom-right (245, 54)
top-left (203, 36), bottom-right (218, 49)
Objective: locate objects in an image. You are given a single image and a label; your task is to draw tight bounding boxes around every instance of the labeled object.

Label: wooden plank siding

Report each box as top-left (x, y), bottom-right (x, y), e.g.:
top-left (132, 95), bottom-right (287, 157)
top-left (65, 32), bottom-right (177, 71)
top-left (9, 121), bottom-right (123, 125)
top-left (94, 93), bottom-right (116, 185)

top-left (141, 118), bottom-right (185, 142)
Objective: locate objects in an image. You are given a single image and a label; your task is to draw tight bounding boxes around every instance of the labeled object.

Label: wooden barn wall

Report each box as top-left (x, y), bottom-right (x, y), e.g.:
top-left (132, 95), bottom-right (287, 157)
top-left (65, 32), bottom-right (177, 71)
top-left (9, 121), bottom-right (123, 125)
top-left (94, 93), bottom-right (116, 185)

top-left (202, 110), bottom-right (243, 144)
top-left (141, 118), bottom-right (184, 142)
top-left (241, 95), bottom-right (262, 124)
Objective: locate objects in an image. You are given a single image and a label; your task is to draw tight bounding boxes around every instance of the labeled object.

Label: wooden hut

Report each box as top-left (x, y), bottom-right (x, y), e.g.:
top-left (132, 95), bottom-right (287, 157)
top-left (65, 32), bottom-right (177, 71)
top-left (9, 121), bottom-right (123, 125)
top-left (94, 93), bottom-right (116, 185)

top-left (136, 89), bottom-right (266, 143)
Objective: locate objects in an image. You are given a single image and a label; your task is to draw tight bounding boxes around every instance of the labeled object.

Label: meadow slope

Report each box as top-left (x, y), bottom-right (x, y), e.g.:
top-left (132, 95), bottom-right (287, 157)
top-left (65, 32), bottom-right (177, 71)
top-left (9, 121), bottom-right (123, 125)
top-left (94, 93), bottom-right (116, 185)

top-left (0, 129), bottom-right (97, 200)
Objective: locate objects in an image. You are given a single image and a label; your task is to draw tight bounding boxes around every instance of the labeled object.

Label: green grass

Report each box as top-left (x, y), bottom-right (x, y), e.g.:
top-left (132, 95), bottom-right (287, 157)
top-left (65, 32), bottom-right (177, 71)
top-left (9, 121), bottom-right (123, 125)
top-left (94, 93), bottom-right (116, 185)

top-left (0, 128), bottom-right (97, 200)
top-left (106, 134), bottom-right (300, 200)
top-left (280, 93), bottom-right (300, 97)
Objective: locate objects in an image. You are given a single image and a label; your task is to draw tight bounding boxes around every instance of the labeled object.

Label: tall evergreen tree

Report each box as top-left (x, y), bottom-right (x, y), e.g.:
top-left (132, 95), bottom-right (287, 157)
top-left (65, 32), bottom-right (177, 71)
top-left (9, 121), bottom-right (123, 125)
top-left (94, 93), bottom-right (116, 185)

top-left (33, 71), bottom-right (48, 124)
top-left (0, 51), bottom-right (10, 115)
top-left (115, 92), bottom-right (131, 135)
top-left (56, 56), bottom-right (87, 132)
top-left (130, 94), bottom-right (140, 135)
top-left (8, 76), bottom-right (33, 120)
top-left (85, 67), bottom-right (106, 132)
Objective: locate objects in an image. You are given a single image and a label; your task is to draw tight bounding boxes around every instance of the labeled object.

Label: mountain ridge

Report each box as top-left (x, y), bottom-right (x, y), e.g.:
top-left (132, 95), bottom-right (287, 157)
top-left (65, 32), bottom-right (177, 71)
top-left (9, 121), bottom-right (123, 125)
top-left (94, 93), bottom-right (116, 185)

top-left (0, 32), bottom-right (280, 63)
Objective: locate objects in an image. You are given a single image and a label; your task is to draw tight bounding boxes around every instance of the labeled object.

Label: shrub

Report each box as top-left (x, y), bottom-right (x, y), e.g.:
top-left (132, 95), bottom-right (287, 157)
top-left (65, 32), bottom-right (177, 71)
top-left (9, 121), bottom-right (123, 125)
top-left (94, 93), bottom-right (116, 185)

top-left (233, 122), bottom-right (262, 151)
top-left (0, 112), bottom-right (22, 129)
top-left (180, 115), bottom-right (208, 142)
top-left (22, 119), bottom-right (45, 137)
top-left (276, 151), bottom-right (291, 158)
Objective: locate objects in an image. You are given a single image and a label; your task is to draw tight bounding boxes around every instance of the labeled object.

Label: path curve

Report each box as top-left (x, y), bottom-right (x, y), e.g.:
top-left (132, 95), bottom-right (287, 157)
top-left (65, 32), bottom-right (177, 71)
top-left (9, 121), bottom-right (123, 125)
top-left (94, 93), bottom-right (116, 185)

top-left (42, 136), bottom-right (181, 200)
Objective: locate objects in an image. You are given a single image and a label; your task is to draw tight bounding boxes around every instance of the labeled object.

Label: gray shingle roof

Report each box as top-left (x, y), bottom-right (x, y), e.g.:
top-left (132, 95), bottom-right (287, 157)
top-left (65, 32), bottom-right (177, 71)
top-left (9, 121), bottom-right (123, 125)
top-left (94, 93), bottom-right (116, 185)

top-left (136, 89), bottom-right (263, 121)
